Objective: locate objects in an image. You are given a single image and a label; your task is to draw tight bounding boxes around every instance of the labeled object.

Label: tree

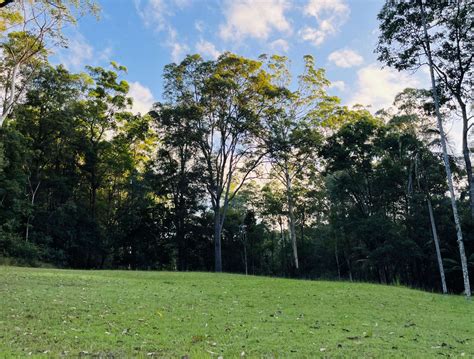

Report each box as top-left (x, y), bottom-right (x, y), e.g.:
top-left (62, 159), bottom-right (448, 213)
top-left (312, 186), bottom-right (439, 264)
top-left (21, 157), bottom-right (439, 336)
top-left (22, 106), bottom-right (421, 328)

top-left (149, 103), bottom-right (204, 271)
top-left (260, 181), bottom-right (289, 274)
top-left (262, 55), bottom-right (332, 270)
top-left (376, 0), bottom-right (474, 220)
top-left (162, 53), bottom-right (279, 272)
top-left (320, 109), bottom-right (451, 288)
top-left (0, 0), bottom-right (99, 126)
top-left (376, 0), bottom-right (471, 298)
top-left (76, 64), bottom-right (131, 217)
top-left (389, 88), bottom-right (449, 294)
top-left (12, 65), bottom-right (86, 243)
top-left (0, 32), bottom-right (47, 127)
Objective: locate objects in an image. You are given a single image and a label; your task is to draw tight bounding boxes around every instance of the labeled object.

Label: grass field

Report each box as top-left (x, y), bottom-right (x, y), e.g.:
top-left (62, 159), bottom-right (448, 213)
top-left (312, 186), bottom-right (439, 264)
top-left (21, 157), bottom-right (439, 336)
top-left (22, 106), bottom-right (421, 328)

top-left (0, 266), bottom-right (473, 358)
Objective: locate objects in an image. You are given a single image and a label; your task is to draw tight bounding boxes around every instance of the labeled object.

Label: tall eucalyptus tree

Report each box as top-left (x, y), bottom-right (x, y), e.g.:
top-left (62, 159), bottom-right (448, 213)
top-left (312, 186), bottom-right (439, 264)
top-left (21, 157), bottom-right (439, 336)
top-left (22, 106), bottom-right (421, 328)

top-left (376, 0), bottom-right (471, 297)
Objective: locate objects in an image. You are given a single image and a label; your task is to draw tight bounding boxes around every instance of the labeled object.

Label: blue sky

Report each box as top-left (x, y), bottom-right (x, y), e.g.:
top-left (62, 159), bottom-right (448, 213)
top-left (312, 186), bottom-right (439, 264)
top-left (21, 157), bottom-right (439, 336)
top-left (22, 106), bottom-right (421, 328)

top-left (52, 0), bottom-right (467, 153)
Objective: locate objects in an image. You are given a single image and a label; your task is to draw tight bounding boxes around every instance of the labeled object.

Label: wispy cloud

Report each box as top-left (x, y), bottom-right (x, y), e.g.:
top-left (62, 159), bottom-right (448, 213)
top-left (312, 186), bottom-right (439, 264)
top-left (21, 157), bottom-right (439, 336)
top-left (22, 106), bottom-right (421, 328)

top-left (270, 38), bottom-right (290, 53)
top-left (59, 33), bottom-right (93, 70)
top-left (134, 0), bottom-right (191, 31)
top-left (57, 32), bottom-right (114, 71)
top-left (169, 41), bottom-right (189, 63)
top-left (134, 0), bottom-right (169, 31)
top-left (134, 0), bottom-right (189, 63)
top-left (299, 0), bottom-right (349, 46)
top-left (167, 27), bottom-right (189, 63)
top-left (195, 20), bottom-right (204, 33)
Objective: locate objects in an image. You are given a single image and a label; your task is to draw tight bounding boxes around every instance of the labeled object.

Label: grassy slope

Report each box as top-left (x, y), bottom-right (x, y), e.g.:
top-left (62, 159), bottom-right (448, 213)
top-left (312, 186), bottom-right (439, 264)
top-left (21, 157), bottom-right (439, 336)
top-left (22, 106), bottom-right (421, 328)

top-left (0, 267), bottom-right (472, 358)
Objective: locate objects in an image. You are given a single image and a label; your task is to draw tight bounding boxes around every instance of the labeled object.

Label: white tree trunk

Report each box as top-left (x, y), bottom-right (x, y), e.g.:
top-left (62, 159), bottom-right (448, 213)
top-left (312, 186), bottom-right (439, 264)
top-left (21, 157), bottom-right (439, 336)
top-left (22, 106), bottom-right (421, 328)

top-left (419, 0), bottom-right (471, 298)
top-left (285, 170), bottom-right (299, 270)
top-left (427, 198), bottom-right (448, 294)
top-left (0, 63), bottom-right (19, 127)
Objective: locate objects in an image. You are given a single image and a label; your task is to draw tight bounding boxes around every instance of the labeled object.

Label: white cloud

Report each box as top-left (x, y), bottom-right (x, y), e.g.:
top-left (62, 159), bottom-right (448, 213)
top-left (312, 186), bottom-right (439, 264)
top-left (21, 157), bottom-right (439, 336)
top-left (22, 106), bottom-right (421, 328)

top-left (304, 0), bottom-right (349, 18)
top-left (270, 38), bottom-right (289, 53)
top-left (328, 49), bottom-right (363, 68)
top-left (60, 34), bottom-right (94, 70)
top-left (196, 39), bottom-right (220, 59)
top-left (299, 0), bottom-right (349, 46)
top-left (329, 80), bottom-right (346, 92)
top-left (219, 0), bottom-right (292, 42)
top-left (299, 27), bottom-right (326, 46)
top-left (128, 81), bottom-right (155, 115)
top-left (349, 63), bottom-right (420, 111)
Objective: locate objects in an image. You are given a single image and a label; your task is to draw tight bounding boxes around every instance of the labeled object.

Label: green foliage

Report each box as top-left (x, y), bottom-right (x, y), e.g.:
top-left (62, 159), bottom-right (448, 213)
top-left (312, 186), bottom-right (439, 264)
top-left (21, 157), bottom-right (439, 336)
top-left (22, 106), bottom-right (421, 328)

top-left (0, 51), bottom-right (472, 292)
top-left (0, 64), bottom-right (161, 268)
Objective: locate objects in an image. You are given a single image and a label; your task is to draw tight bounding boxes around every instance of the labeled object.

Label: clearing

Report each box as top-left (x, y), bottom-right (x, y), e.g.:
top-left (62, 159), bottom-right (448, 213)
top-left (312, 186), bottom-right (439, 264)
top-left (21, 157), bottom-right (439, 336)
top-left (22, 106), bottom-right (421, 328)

top-left (0, 266), bottom-right (472, 357)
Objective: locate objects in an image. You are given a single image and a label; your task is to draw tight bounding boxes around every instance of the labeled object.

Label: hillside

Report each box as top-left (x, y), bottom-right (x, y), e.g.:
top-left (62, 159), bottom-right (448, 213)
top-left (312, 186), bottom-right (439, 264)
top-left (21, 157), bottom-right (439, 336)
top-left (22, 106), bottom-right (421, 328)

top-left (0, 266), bottom-right (472, 357)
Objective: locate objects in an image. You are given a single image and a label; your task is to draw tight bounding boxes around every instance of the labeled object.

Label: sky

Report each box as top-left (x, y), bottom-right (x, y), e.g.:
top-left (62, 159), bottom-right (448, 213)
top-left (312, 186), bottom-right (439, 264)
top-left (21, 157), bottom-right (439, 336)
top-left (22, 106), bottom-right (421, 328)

top-left (51, 0), bottom-right (462, 152)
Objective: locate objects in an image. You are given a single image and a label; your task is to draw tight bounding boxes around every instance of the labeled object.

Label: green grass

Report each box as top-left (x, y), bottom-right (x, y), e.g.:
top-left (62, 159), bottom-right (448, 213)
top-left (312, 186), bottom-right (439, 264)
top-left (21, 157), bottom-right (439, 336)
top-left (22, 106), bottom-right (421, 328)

top-left (0, 267), bottom-right (473, 358)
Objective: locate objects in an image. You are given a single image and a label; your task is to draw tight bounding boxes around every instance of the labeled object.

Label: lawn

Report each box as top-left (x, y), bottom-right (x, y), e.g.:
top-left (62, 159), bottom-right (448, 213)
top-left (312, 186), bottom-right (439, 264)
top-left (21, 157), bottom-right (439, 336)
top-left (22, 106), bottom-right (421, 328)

top-left (0, 266), bottom-right (472, 358)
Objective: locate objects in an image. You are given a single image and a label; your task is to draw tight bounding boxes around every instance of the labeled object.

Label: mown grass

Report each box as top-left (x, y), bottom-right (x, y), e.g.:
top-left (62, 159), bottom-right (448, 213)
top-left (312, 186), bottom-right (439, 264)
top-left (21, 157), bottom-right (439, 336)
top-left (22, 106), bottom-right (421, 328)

top-left (0, 266), bottom-right (472, 358)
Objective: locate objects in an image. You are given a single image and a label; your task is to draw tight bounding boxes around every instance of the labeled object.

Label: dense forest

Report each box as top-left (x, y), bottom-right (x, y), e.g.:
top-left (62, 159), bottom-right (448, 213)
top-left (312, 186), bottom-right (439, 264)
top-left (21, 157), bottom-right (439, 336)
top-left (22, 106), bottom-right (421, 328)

top-left (0, 0), bottom-right (472, 295)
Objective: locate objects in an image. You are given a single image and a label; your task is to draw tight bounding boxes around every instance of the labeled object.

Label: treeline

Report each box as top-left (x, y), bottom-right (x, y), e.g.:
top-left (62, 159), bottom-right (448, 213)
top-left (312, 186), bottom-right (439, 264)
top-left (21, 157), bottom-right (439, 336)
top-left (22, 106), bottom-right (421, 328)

top-left (0, 0), bottom-right (473, 294)
top-left (0, 55), bottom-right (472, 293)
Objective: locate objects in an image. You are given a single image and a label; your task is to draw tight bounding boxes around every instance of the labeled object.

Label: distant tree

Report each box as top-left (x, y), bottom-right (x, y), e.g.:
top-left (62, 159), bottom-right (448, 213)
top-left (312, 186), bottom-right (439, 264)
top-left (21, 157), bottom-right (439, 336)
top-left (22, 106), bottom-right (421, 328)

top-left (260, 182), bottom-right (291, 274)
top-left (12, 65), bottom-right (86, 243)
top-left (262, 55), bottom-right (333, 270)
top-left (149, 102), bottom-right (204, 271)
top-left (75, 64), bottom-right (131, 216)
top-left (389, 88), bottom-right (449, 293)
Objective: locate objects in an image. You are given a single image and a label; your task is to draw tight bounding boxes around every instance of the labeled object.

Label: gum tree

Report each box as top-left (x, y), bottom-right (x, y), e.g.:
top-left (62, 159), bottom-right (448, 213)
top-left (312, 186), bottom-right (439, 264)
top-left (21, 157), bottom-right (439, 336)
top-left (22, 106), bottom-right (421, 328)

top-left (376, 0), bottom-right (471, 297)
top-left (262, 55), bottom-right (335, 270)
top-left (162, 53), bottom-right (282, 272)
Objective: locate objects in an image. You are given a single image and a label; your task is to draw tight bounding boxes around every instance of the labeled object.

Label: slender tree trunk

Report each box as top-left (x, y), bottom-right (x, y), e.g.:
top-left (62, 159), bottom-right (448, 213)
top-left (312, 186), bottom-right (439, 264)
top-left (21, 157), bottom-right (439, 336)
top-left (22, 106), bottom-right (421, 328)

top-left (214, 207), bottom-right (222, 272)
top-left (176, 153), bottom-right (188, 271)
top-left (460, 101), bottom-right (474, 220)
top-left (25, 179), bottom-right (40, 242)
top-left (419, 0), bottom-right (471, 298)
top-left (285, 171), bottom-right (299, 269)
top-left (335, 237), bottom-right (341, 280)
top-left (176, 216), bottom-right (186, 271)
top-left (427, 197), bottom-right (448, 294)
top-left (240, 225), bottom-right (248, 275)
top-left (345, 255), bottom-right (353, 282)
top-left (270, 232), bottom-right (275, 273)
top-left (243, 243), bottom-right (248, 275)
top-left (379, 266), bottom-right (387, 284)
top-left (278, 216), bottom-right (285, 274)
